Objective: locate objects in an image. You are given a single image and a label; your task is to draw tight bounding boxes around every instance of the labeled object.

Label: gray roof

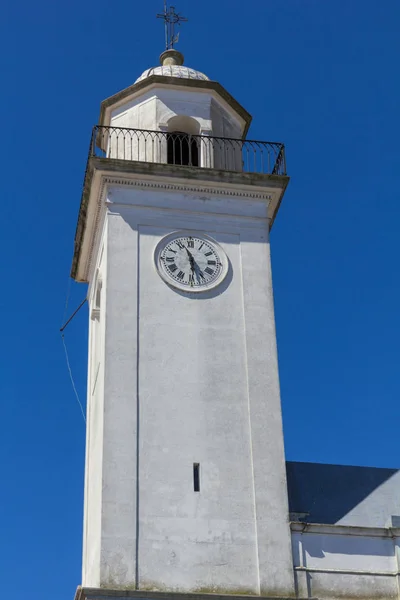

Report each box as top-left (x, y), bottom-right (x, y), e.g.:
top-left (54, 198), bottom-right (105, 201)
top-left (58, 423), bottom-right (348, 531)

top-left (136, 65), bottom-right (209, 83)
top-left (286, 461), bottom-right (400, 528)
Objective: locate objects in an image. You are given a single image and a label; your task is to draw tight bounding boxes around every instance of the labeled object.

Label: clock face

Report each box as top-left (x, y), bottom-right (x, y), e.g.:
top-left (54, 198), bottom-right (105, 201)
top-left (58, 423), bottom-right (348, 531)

top-left (155, 232), bottom-right (227, 292)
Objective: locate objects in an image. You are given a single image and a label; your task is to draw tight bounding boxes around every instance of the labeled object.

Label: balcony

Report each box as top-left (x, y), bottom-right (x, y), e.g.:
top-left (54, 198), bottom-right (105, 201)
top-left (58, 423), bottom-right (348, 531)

top-left (73, 126), bottom-right (289, 280)
top-left (88, 125), bottom-right (287, 176)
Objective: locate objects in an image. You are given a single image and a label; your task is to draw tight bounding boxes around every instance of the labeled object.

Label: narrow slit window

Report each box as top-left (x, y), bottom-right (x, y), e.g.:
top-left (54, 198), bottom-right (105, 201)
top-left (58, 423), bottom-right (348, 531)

top-left (193, 463), bottom-right (200, 492)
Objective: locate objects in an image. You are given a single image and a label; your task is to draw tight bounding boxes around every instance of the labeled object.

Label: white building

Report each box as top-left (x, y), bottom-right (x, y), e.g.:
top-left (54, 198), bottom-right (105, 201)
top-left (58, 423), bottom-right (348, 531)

top-left (72, 47), bottom-right (400, 600)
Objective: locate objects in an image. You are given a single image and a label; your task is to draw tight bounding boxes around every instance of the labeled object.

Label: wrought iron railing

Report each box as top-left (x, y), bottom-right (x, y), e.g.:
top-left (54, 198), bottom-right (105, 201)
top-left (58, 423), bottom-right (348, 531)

top-left (88, 126), bottom-right (286, 176)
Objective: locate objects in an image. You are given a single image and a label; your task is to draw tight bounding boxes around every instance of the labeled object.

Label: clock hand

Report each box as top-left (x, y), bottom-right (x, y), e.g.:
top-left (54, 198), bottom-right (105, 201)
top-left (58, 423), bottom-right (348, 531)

top-left (184, 246), bottom-right (196, 271)
top-left (183, 246), bottom-right (204, 280)
top-left (192, 260), bottom-right (204, 281)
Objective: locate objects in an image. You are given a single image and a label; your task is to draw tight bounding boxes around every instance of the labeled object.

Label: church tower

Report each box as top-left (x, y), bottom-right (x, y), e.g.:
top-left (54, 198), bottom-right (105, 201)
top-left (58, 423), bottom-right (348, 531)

top-left (72, 24), bottom-right (294, 600)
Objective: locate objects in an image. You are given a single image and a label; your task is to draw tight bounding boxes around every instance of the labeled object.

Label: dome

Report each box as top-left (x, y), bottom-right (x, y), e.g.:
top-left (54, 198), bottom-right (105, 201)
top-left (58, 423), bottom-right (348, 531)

top-left (135, 64), bottom-right (209, 84)
top-left (135, 49), bottom-right (210, 84)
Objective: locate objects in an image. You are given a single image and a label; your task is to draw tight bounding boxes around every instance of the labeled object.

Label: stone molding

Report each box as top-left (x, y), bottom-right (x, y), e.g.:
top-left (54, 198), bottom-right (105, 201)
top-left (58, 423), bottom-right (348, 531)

top-left (78, 169), bottom-right (279, 282)
top-left (100, 175), bottom-right (273, 202)
top-left (291, 521), bottom-right (400, 538)
top-left (71, 156), bottom-right (289, 281)
top-left (99, 75), bottom-right (252, 137)
top-left (295, 565), bottom-right (400, 577)
top-left (74, 588), bottom-right (312, 600)
top-left (85, 195), bottom-right (106, 284)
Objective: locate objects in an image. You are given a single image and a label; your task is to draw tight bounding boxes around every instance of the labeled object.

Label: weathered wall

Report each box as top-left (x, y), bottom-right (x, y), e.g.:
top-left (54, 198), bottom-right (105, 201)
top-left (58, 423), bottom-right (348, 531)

top-left (107, 88), bottom-right (243, 169)
top-left (82, 179), bottom-right (294, 596)
top-left (82, 222), bottom-right (108, 586)
top-left (288, 463), bottom-right (400, 599)
top-left (292, 523), bottom-right (400, 600)
top-left (110, 87), bottom-right (242, 135)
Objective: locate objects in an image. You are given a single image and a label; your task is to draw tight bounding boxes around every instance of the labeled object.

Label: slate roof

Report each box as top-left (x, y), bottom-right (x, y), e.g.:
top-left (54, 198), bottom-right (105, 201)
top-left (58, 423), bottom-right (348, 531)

top-left (286, 460), bottom-right (400, 527)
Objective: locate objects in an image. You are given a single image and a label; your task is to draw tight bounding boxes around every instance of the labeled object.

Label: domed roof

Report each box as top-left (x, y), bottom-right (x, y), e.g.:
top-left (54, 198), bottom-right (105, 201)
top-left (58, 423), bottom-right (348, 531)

top-left (136, 64), bottom-right (209, 83)
top-left (135, 50), bottom-right (209, 85)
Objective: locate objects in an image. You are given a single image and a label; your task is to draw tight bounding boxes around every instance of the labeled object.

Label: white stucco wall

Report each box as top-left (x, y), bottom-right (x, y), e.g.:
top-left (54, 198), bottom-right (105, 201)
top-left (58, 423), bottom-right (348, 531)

top-left (110, 87), bottom-right (242, 135)
top-left (292, 524), bottom-right (400, 600)
top-left (106, 88), bottom-right (243, 169)
top-left (82, 223), bottom-right (108, 586)
top-left (335, 471), bottom-right (400, 528)
top-left (82, 180), bottom-right (294, 596)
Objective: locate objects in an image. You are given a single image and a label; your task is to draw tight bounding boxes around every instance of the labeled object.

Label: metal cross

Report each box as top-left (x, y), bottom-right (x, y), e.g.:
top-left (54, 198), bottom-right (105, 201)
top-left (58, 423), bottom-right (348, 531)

top-left (157, 2), bottom-right (188, 50)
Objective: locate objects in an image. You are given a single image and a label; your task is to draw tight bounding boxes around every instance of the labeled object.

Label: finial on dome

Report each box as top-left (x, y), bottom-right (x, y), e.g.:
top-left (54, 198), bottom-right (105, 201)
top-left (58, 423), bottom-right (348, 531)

top-left (157, 2), bottom-right (188, 50)
top-left (160, 49), bottom-right (184, 66)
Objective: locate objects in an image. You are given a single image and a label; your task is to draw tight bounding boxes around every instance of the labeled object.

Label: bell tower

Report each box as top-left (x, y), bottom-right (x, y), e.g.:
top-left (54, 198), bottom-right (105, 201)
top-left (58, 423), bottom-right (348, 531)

top-left (72, 35), bottom-right (294, 600)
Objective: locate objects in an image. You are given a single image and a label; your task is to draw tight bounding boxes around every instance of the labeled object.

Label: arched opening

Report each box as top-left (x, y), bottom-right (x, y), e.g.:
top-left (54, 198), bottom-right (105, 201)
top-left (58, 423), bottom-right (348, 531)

top-left (95, 281), bottom-right (102, 313)
top-left (167, 132), bottom-right (199, 167)
top-left (90, 274), bottom-right (103, 396)
top-left (165, 116), bottom-right (201, 167)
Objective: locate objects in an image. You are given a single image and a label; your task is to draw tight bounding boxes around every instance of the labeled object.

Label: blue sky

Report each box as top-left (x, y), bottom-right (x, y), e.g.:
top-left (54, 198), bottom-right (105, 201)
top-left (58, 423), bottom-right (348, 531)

top-left (0, 0), bottom-right (399, 598)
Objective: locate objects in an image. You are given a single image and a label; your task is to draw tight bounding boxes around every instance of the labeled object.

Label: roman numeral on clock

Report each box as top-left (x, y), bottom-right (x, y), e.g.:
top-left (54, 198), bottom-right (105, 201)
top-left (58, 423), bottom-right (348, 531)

top-left (159, 236), bottom-right (224, 289)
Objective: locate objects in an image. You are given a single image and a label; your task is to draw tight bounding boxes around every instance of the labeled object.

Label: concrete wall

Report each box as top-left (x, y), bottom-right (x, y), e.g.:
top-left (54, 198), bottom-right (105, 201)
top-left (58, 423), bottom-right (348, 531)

top-left (83, 222), bottom-right (108, 586)
top-left (110, 87), bottom-right (242, 134)
top-left (292, 523), bottom-right (400, 600)
top-left (82, 187), bottom-right (400, 599)
top-left (287, 463), bottom-right (400, 598)
top-left (82, 178), bottom-right (294, 596)
top-left (81, 181), bottom-right (400, 600)
top-left (107, 88), bottom-right (243, 170)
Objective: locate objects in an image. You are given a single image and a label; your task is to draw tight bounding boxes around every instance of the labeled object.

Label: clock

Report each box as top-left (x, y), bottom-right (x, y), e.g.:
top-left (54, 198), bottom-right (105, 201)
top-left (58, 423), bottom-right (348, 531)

top-left (155, 232), bottom-right (228, 292)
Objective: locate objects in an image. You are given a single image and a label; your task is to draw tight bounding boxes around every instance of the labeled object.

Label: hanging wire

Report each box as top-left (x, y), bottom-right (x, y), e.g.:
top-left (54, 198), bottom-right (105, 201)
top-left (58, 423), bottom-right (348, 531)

top-left (60, 276), bottom-right (87, 424)
top-left (62, 275), bottom-right (72, 326)
top-left (60, 297), bottom-right (87, 333)
top-left (61, 332), bottom-right (86, 423)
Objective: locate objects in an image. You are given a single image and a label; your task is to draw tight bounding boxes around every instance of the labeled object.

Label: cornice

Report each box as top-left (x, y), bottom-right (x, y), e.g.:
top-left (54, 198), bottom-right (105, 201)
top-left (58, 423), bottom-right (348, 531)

top-left (80, 174), bottom-right (274, 282)
top-left (99, 75), bottom-right (252, 138)
top-left (72, 159), bottom-right (289, 282)
top-left (100, 175), bottom-right (273, 202)
top-left (76, 588), bottom-right (311, 600)
top-left (85, 188), bottom-right (107, 283)
top-left (291, 521), bottom-right (400, 538)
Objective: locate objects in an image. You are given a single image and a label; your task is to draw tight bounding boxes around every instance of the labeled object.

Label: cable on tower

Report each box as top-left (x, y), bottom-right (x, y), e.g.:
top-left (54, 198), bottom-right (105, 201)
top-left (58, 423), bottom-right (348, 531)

top-left (60, 278), bottom-right (88, 424)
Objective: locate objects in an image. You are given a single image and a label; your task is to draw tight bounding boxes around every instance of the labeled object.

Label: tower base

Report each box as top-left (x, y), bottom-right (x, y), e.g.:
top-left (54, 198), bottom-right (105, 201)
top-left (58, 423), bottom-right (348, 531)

top-left (74, 588), bottom-right (315, 600)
